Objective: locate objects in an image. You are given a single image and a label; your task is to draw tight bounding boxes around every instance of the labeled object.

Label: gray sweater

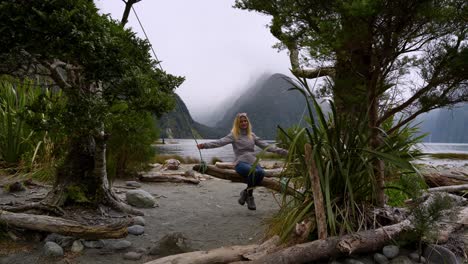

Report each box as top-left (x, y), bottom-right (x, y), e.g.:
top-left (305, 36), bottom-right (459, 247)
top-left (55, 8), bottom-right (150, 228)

top-left (203, 131), bottom-right (288, 165)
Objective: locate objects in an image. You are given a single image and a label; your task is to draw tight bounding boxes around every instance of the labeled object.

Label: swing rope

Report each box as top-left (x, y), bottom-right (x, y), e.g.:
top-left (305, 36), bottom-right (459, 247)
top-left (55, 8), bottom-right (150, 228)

top-left (131, 6), bottom-right (207, 173)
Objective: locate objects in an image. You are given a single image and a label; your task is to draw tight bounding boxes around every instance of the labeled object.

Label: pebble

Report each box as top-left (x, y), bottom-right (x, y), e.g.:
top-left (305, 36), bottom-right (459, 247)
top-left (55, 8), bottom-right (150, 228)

top-left (43, 241), bottom-right (64, 257)
top-left (133, 216), bottom-right (146, 226)
top-left (408, 252), bottom-right (426, 263)
top-left (389, 256), bottom-right (412, 264)
top-left (110, 240), bottom-right (132, 251)
top-left (45, 233), bottom-right (75, 248)
top-left (123, 252), bottom-right (143, 260)
top-left (344, 259), bottom-right (365, 264)
top-left (423, 244), bottom-right (459, 264)
top-left (126, 181), bottom-right (142, 188)
top-left (383, 245), bottom-right (399, 259)
top-left (71, 240), bottom-right (84, 253)
top-left (128, 225), bottom-right (145, 235)
top-left (374, 253), bottom-right (389, 264)
top-left (83, 240), bottom-right (105, 248)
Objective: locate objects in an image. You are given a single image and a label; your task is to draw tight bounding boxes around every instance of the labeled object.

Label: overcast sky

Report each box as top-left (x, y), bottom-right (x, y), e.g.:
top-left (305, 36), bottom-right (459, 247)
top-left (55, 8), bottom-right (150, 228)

top-left (95, 0), bottom-right (291, 122)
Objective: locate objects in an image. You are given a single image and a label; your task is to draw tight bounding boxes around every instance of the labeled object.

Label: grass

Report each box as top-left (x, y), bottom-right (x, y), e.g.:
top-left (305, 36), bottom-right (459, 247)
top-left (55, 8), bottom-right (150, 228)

top-left (152, 154), bottom-right (200, 164)
top-left (426, 153), bottom-right (468, 160)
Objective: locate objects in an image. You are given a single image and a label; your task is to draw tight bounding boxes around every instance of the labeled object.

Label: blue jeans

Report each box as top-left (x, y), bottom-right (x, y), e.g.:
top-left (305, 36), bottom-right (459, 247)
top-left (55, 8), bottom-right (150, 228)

top-left (235, 161), bottom-right (265, 188)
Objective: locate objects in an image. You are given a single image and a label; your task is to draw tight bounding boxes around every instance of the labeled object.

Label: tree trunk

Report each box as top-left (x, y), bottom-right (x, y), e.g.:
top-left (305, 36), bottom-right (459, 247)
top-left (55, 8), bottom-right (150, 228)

top-left (42, 133), bottom-right (142, 215)
top-left (0, 210), bottom-right (129, 239)
top-left (304, 144), bottom-right (327, 239)
top-left (144, 236), bottom-right (280, 264)
top-left (43, 136), bottom-right (98, 206)
top-left (231, 220), bottom-right (412, 264)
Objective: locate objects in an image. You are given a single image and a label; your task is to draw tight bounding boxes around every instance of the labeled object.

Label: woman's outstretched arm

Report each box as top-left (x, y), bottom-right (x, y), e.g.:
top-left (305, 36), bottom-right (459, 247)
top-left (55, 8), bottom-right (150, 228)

top-left (198, 133), bottom-right (234, 149)
top-left (253, 133), bottom-right (288, 156)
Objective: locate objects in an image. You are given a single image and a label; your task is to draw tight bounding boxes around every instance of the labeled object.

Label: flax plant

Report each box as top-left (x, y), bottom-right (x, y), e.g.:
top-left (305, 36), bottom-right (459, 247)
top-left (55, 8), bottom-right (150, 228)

top-left (269, 77), bottom-right (420, 240)
top-left (0, 77), bottom-right (37, 165)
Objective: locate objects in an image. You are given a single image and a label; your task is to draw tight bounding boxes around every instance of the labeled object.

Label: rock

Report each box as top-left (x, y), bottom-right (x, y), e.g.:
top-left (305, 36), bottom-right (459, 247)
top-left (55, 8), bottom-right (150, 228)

top-left (389, 256), bottom-right (413, 264)
top-left (83, 240), bottom-right (105, 248)
top-left (126, 181), bottom-right (142, 188)
top-left (408, 252), bottom-right (426, 263)
top-left (134, 247), bottom-right (147, 253)
top-left (7, 182), bottom-right (26, 192)
top-left (344, 259), bottom-right (365, 264)
top-left (71, 240), bottom-right (84, 253)
top-left (164, 159), bottom-right (180, 170)
top-left (110, 239), bottom-right (132, 251)
top-left (128, 225), bottom-right (145, 236)
top-left (184, 170), bottom-right (195, 178)
top-left (43, 241), bottom-right (64, 257)
top-left (423, 244), bottom-right (459, 264)
top-left (126, 189), bottom-right (156, 208)
top-left (123, 252), bottom-right (143, 260)
top-left (45, 233), bottom-right (75, 248)
top-left (133, 216), bottom-right (146, 226)
top-left (383, 245), bottom-right (399, 259)
top-left (149, 232), bottom-right (192, 256)
top-left (374, 253), bottom-right (390, 264)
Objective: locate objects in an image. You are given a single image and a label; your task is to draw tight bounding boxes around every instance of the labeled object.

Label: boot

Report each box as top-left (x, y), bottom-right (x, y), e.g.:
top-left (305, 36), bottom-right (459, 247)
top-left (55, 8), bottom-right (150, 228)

top-left (246, 195), bottom-right (256, 210)
top-left (238, 189), bottom-right (248, 205)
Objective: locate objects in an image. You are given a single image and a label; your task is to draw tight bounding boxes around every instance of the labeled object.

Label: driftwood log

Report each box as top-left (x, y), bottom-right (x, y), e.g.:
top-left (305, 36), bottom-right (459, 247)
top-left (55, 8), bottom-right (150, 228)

top-left (420, 167), bottom-right (468, 187)
top-left (0, 210), bottom-right (129, 239)
top-left (144, 236), bottom-right (280, 264)
top-left (193, 165), bottom-right (296, 196)
top-left (428, 183), bottom-right (468, 193)
top-left (139, 173), bottom-right (200, 184)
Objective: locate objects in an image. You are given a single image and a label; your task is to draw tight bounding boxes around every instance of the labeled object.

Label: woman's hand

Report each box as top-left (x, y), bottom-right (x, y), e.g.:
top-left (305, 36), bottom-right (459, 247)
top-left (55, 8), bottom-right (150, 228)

top-left (197, 143), bottom-right (204, 149)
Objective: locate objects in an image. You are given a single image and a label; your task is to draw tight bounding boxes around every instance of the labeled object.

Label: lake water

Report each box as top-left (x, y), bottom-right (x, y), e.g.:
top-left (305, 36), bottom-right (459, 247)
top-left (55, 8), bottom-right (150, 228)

top-left (154, 139), bottom-right (468, 163)
top-left (153, 139), bottom-right (275, 163)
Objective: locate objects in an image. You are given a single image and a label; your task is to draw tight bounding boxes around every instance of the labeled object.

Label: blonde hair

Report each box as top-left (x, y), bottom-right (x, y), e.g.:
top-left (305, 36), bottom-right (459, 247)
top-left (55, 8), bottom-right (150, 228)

top-left (231, 113), bottom-right (252, 140)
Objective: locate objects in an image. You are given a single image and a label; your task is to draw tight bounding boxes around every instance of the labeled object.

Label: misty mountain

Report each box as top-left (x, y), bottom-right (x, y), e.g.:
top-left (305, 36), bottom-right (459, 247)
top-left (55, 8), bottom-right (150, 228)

top-left (418, 103), bottom-right (468, 143)
top-left (157, 94), bottom-right (224, 139)
top-left (214, 73), bottom-right (309, 139)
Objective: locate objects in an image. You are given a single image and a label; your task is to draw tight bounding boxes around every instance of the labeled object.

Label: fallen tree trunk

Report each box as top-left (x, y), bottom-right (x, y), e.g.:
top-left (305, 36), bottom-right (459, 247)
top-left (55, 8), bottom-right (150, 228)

top-left (145, 236), bottom-right (280, 264)
top-left (193, 165), bottom-right (296, 196)
top-left (234, 219), bottom-right (412, 264)
top-left (139, 174), bottom-right (200, 184)
top-left (420, 169), bottom-right (468, 187)
top-left (0, 210), bottom-right (128, 239)
top-left (428, 184), bottom-right (468, 193)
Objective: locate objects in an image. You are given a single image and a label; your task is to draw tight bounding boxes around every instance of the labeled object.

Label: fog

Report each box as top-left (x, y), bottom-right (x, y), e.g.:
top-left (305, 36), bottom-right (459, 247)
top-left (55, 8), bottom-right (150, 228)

top-left (95, 0), bottom-right (292, 123)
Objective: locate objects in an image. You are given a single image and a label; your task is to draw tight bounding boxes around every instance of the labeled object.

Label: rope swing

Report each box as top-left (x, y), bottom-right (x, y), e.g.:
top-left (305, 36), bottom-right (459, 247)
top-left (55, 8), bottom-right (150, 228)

top-left (130, 5), bottom-right (207, 173)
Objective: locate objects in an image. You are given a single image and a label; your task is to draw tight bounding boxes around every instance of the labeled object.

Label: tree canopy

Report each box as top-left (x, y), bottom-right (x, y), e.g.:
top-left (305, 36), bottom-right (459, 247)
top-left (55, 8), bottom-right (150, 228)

top-left (235, 0), bottom-right (467, 128)
top-left (0, 0), bottom-right (183, 212)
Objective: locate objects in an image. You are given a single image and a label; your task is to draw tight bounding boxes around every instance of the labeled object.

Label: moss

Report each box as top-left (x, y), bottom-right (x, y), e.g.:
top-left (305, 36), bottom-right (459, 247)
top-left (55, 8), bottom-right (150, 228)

top-left (65, 185), bottom-right (90, 203)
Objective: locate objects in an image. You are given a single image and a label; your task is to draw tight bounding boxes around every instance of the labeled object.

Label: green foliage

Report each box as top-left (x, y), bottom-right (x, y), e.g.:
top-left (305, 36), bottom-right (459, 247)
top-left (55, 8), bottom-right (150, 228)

top-left (0, 0), bottom-right (184, 196)
top-left (385, 173), bottom-right (427, 207)
top-left (271, 78), bottom-right (422, 239)
top-left (0, 77), bottom-right (37, 164)
top-left (106, 110), bottom-right (159, 179)
top-left (410, 193), bottom-right (457, 257)
top-left (235, 0), bottom-right (468, 139)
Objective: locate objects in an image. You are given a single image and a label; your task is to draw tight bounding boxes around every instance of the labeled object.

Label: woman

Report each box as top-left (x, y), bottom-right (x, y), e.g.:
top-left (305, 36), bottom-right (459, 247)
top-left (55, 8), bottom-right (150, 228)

top-left (197, 112), bottom-right (288, 210)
